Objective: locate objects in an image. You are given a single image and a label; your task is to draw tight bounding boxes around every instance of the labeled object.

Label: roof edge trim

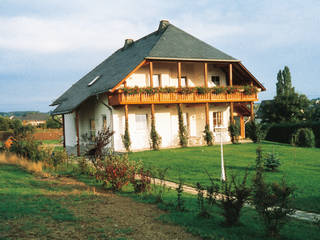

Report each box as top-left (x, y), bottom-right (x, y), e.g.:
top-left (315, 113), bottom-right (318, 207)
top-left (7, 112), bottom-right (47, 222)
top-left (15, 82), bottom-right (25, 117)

top-left (110, 59), bottom-right (147, 93)
top-left (145, 57), bottom-right (240, 62)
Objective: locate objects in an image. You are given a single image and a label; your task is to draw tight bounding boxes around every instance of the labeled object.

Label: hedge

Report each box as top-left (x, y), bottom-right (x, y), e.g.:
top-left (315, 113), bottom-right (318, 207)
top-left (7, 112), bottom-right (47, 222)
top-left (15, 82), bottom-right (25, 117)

top-left (265, 121), bottom-right (320, 147)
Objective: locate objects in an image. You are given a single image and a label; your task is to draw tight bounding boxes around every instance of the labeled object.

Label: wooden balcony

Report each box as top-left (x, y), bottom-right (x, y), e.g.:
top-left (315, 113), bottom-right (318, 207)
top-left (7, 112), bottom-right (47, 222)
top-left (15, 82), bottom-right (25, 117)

top-left (108, 89), bottom-right (258, 106)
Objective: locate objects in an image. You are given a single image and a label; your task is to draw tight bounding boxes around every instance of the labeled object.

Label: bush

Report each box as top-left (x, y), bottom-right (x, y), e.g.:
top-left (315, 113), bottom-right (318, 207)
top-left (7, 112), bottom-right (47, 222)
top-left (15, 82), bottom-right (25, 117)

top-left (131, 167), bottom-right (151, 194)
top-left (292, 128), bottom-right (315, 147)
top-left (253, 147), bottom-right (295, 238)
top-left (10, 137), bottom-right (44, 162)
top-left (150, 167), bottom-right (169, 203)
top-left (264, 150), bottom-right (281, 171)
top-left (46, 118), bottom-right (61, 129)
top-left (196, 182), bottom-right (210, 218)
top-left (246, 120), bottom-right (266, 143)
top-left (176, 177), bottom-right (185, 212)
top-left (150, 117), bottom-right (161, 150)
top-left (219, 171), bottom-right (251, 226)
top-left (51, 150), bottom-right (68, 168)
top-left (177, 104), bottom-right (188, 147)
top-left (229, 122), bottom-right (240, 144)
top-left (265, 121), bottom-right (320, 147)
top-left (94, 153), bottom-right (136, 191)
top-left (122, 121), bottom-right (131, 152)
top-left (203, 124), bottom-right (213, 146)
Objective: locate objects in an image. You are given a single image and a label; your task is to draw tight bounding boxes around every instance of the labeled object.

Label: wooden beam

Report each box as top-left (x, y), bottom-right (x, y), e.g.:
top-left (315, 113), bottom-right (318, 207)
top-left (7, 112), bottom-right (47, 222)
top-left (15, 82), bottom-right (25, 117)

top-left (230, 102), bottom-right (234, 123)
top-left (151, 104), bottom-right (155, 121)
top-left (177, 62), bottom-right (181, 88)
top-left (204, 62), bottom-right (208, 87)
top-left (240, 115), bottom-right (245, 139)
top-left (124, 104), bottom-right (128, 122)
top-left (250, 101), bottom-right (254, 119)
top-left (75, 110), bottom-right (80, 156)
top-left (110, 60), bottom-right (147, 92)
top-left (229, 63), bottom-right (233, 86)
top-left (62, 114), bottom-right (66, 148)
top-left (205, 102), bottom-right (209, 125)
top-left (149, 61), bottom-right (153, 87)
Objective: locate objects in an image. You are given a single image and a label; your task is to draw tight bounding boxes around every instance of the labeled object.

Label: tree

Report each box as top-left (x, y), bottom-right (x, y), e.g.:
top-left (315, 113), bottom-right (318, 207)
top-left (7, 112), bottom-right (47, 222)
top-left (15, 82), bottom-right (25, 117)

top-left (260, 66), bottom-right (310, 124)
top-left (46, 117), bottom-right (61, 129)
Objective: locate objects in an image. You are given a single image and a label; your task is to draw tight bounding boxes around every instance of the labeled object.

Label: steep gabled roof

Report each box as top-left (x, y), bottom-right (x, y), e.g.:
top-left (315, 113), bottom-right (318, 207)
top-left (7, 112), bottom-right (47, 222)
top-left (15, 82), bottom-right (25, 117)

top-left (51, 20), bottom-right (240, 115)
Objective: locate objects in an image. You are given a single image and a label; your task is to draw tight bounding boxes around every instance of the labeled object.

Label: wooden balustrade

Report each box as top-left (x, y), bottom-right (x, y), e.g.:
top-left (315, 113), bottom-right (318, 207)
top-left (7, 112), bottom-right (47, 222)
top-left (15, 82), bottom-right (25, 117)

top-left (108, 90), bottom-right (257, 106)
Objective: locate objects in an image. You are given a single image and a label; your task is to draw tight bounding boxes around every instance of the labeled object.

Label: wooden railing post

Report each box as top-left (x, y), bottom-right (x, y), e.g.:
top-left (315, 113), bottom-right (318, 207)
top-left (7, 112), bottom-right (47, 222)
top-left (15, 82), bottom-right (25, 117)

top-left (75, 110), bottom-right (80, 156)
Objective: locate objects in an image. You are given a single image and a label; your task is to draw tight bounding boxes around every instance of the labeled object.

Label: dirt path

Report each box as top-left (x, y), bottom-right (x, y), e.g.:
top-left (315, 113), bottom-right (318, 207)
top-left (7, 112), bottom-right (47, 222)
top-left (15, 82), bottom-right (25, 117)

top-left (41, 176), bottom-right (202, 240)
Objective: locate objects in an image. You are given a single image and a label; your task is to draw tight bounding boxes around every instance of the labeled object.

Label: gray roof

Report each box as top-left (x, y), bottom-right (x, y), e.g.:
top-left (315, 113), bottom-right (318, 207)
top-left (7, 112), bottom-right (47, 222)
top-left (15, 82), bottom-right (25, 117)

top-left (51, 21), bottom-right (238, 115)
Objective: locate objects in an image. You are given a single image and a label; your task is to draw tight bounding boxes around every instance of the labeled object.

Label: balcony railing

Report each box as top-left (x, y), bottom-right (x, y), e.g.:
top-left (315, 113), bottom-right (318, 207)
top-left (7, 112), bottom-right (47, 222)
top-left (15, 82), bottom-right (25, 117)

top-left (108, 89), bottom-right (258, 106)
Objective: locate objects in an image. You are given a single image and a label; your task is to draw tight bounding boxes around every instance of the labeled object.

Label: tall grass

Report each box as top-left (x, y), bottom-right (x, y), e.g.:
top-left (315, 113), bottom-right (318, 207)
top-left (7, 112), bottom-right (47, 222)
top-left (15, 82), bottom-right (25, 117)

top-left (0, 152), bottom-right (45, 175)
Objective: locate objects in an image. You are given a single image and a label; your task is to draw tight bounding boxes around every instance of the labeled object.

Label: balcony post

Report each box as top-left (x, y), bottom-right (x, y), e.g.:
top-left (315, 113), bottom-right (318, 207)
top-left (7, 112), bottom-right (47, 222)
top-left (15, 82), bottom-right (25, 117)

top-left (151, 104), bottom-right (155, 121)
top-left (75, 110), bottom-right (80, 156)
top-left (177, 62), bottom-right (181, 88)
top-left (149, 61), bottom-right (153, 87)
top-left (240, 115), bottom-right (245, 138)
top-left (250, 101), bottom-right (254, 119)
top-left (230, 102), bottom-right (234, 124)
top-left (205, 103), bottom-right (209, 125)
top-left (125, 104), bottom-right (129, 122)
top-left (204, 62), bottom-right (208, 87)
top-left (229, 63), bottom-right (233, 86)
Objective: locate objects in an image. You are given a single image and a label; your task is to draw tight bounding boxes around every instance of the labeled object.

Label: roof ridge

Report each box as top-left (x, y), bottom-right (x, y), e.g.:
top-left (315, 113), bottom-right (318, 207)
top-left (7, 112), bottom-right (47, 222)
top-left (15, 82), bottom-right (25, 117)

top-left (144, 24), bottom-right (171, 58)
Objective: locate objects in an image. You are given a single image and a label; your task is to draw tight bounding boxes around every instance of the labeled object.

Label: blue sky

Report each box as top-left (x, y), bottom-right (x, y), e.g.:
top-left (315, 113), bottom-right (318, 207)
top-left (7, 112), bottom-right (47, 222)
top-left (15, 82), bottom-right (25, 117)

top-left (0, 0), bottom-right (319, 112)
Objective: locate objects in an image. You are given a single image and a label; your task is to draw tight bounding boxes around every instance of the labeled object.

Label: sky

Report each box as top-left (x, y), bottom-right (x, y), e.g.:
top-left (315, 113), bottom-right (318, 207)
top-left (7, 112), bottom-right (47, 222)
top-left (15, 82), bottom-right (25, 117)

top-left (0, 0), bottom-right (319, 112)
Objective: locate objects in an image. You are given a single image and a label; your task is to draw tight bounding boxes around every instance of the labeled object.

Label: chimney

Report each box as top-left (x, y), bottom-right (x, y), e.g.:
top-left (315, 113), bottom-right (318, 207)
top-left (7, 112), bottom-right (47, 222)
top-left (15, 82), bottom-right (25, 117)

top-left (123, 39), bottom-right (134, 49)
top-left (158, 20), bottom-right (170, 32)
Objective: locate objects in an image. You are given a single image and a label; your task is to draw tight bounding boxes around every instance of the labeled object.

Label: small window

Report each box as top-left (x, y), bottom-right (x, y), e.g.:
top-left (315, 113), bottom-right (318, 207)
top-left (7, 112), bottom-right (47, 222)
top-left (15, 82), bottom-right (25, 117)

top-left (153, 74), bottom-right (161, 87)
top-left (213, 112), bottom-right (223, 128)
top-left (181, 76), bottom-right (188, 87)
top-left (102, 115), bottom-right (107, 130)
top-left (211, 76), bottom-right (220, 86)
top-left (89, 119), bottom-right (96, 141)
top-left (88, 75), bottom-right (101, 87)
top-left (135, 114), bottom-right (147, 131)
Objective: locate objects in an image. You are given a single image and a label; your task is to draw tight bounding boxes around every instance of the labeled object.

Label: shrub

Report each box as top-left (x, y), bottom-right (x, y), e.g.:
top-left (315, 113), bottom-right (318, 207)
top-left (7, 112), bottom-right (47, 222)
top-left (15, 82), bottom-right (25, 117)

top-left (131, 167), bottom-right (151, 194)
top-left (246, 120), bottom-right (266, 143)
top-left (253, 148), bottom-right (295, 238)
top-left (203, 124), bottom-right (214, 146)
top-left (122, 120), bottom-right (131, 152)
top-left (292, 128), bottom-right (315, 147)
top-left (264, 150), bottom-right (281, 171)
top-left (94, 153), bottom-right (136, 191)
top-left (219, 171), bottom-right (251, 226)
top-left (10, 136), bottom-right (43, 162)
top-left (51, 150), bottom-right (68, 168)
top-left (176, 177), bottom-right (185, 212)
top-left (265, 121), bottom-right (320, 147)
top-left (150, 167), bottom-right (169, 203)
top-left (196, 182), bottom-right (210, 218)
top-left (46, 118), bottom-right (61, 129)
top-left (229, 122), bottom-right (240, 144)
top-left (205, 170), bottom-right (220, 206)
top-left (177, 104), bottom-right (188, 147)
top-left (150, 117), bottom-right (161, 150)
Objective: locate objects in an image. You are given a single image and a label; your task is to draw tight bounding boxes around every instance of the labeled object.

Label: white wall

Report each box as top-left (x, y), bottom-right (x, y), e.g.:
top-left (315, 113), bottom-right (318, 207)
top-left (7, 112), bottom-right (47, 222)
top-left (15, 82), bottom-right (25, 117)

top-left (111, 103), bottom-right (231, 151)
top-left (124, 62), bottom-right (227, 88)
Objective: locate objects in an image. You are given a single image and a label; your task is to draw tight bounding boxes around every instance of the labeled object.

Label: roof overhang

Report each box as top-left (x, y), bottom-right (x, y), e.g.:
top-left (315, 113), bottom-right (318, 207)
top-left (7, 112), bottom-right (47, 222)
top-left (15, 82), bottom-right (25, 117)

top-left (145, 57), bottom-right (240, 62)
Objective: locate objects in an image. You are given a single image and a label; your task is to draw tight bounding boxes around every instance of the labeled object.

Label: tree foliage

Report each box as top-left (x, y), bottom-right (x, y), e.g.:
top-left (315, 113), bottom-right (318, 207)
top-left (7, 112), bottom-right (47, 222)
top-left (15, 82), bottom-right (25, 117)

top-left (260, 66), bottom-right (310, 124)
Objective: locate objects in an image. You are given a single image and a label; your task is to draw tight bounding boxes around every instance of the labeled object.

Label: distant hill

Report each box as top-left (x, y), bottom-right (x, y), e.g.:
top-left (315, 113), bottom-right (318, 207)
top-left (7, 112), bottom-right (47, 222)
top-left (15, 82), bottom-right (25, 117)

top-left (0, 111), bottom-right (50, 120)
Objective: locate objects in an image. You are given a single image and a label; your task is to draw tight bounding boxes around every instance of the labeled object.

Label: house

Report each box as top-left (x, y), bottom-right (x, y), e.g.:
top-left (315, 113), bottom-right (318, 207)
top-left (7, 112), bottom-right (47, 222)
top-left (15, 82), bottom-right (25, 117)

top-left (50, 20), bottom-right (265, 155)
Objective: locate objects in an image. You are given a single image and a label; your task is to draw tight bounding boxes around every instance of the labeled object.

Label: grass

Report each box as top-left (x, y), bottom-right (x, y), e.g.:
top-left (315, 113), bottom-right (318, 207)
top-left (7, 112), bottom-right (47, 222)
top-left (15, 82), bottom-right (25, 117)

top-left (129, 141), bottom-right (320, 213)
top-left (0, 164), bottom-right (134, 239)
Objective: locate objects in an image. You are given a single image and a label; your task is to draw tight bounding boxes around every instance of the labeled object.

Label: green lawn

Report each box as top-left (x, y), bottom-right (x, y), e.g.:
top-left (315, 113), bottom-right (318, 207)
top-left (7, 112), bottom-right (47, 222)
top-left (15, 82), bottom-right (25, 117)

top-left (129, 141), bottom-right (320, 213)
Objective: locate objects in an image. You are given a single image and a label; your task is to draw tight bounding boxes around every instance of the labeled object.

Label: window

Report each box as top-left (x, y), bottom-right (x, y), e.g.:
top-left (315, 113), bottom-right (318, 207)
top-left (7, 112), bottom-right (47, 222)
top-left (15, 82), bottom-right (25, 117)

top-left (153, 74), bottom-right (161, 87)
top-left (135, 114), bottom-right (147, 131)
top-left (102, 115), bottom-right (107, 130)
top-left (211, 76), bottom-right (220, 86)
top-left (213, 112), bottom-right (223, 128)
top-left (181, 76), bottom-right (188, 87)
top-left (89, 119), bottom-right (96, 141)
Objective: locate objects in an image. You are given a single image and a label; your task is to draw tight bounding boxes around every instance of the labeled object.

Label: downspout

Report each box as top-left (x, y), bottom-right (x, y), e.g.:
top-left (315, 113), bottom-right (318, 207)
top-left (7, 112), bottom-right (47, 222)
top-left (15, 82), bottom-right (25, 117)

top-left (97, 95), bottom-right (114, 150)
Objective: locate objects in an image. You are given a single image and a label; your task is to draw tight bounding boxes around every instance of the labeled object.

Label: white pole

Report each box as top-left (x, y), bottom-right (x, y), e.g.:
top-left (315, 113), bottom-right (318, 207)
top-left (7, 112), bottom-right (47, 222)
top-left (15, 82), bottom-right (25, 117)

top-left (220, 129), bottom-right (226, 181)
